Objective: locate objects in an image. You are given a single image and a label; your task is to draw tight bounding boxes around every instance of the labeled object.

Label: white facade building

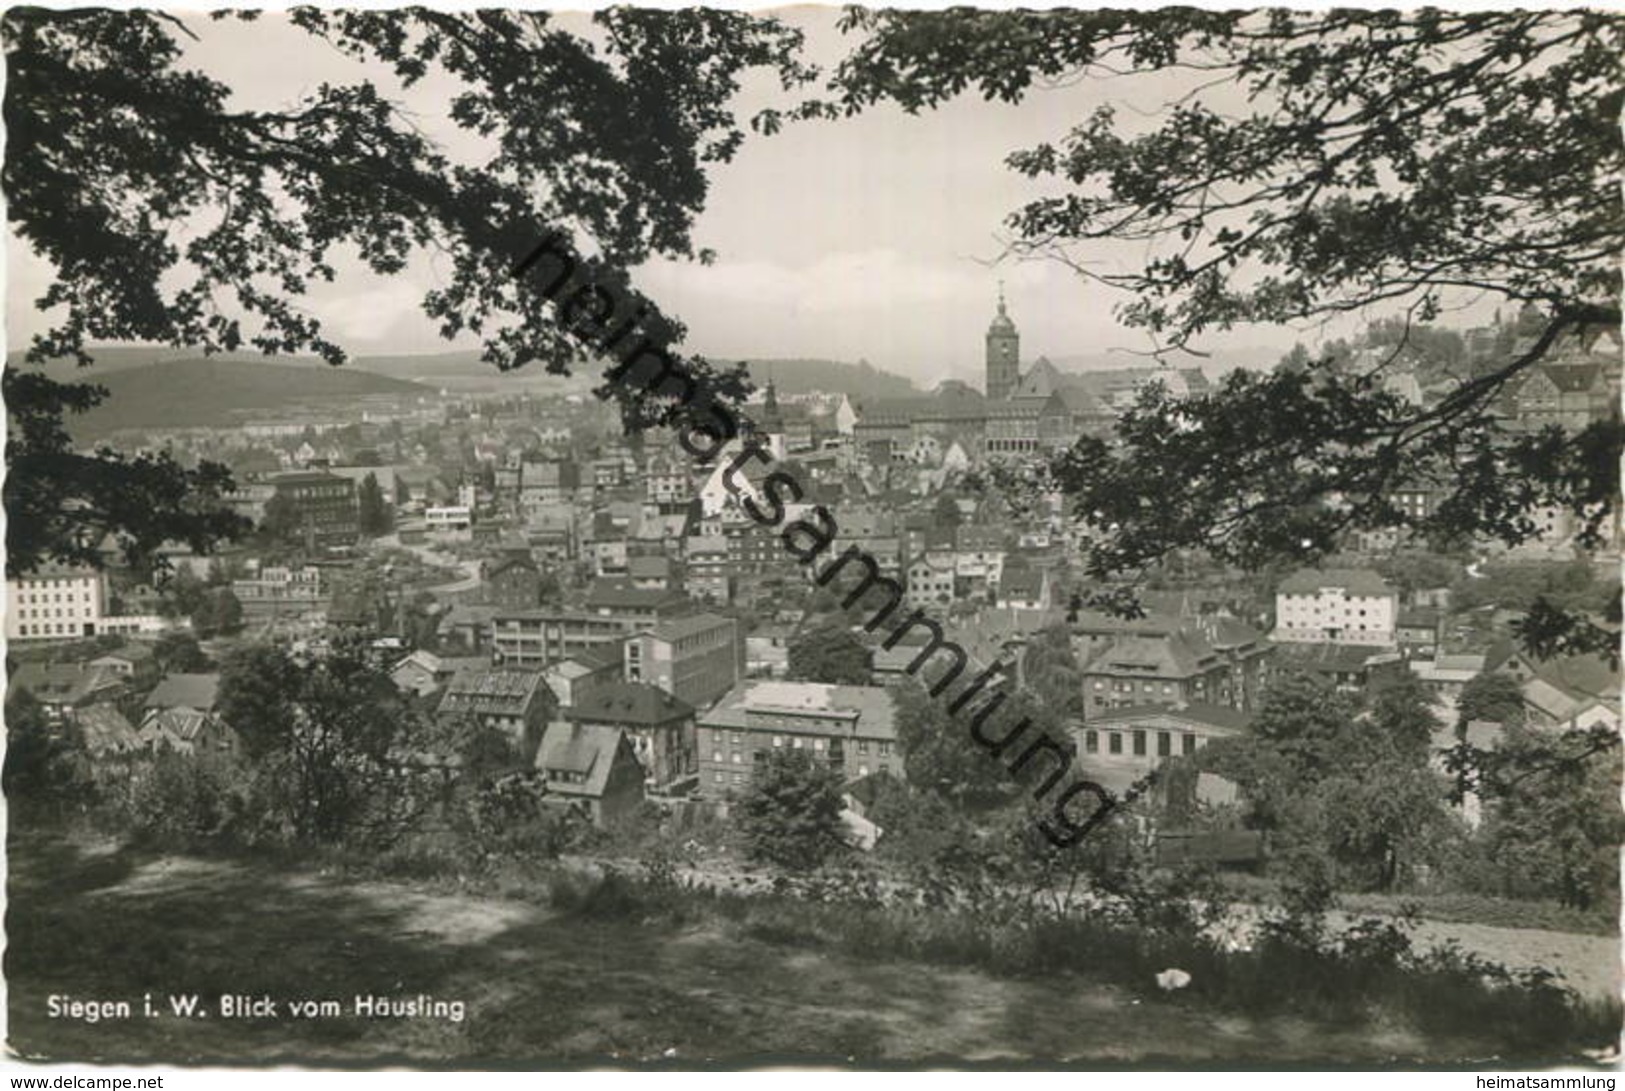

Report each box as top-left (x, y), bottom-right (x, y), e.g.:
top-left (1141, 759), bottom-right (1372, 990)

top-left (1272, 568), bottom-right (1398, 647)
top-left (7, 566), bottom-right (108, 641)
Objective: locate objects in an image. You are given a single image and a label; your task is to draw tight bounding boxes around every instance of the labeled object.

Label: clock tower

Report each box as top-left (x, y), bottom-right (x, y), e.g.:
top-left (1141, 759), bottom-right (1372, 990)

top-left (985, 284), bottom-right (1020, 401)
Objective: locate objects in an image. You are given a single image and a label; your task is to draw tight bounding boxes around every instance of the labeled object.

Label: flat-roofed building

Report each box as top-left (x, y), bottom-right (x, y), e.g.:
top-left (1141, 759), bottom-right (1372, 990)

top-left (624, 613), bottom-right (740, 710)
top-left (6, 564), bottom-right (108, 641)
top-left (696, 680), bottom-right (899, 798)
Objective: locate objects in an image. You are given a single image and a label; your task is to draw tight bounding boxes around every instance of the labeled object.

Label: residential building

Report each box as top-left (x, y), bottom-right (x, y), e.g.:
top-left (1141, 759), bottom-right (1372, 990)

top-left (266, 469), bottom-right (360, 545)
top-left (86, 642), bottom-right (158, 682)
top-left (435, 668), bottom-right (557, 764)
top-left (539, 652), bottom-right (621, 711)
top-left (696, 680), bottom-right (899, 797)
top-left (143, 673), bottom-right (222, 716)
top-left (1076, 703), bottom-right (1251, 793)
top-left (231, 565), bottom-right (324, 617)
top-left (1409, 654), bottom-right (1486, 702)
top-left (6, 564), bottom-right (108, 641)
top-left (533, 722), bottom-right (646, 826)
top-left (140, 707), bottom-right (239, 757)
top-left (566, 681), bottom-right (697, 788)
top-left (1080, 614), bottom-right (1273, 717)
top-left (1275, 643), bottom-right (1407, 694)
top-left (9, 662), bottom-right (126, 722)
top-left (519, 457), bottom-right (580, 508)
top-left (483, 554), bottom-right (547, 610)
top-left (1272, 568), bottom-right (1398, 647)
top-left (624, 613), bottom-right (740, 709)
top-left (684, 535), bottom-right (732, 604)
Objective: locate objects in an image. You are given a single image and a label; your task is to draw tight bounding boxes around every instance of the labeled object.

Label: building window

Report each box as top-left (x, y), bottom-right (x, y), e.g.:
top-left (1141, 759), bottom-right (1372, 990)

top-left (879, 741), bottom-right (892, 756)
top-left (1157, 732), bottom-right (1172, 757)
top-left (773, 735), bottom-right (784, 748)
top-left (1132, 730), bottom-right (1147, 757)
top-left (1084, 730), bottom-right (1098, 754)
top-left (1109, 732), bottom-right (1123, 755)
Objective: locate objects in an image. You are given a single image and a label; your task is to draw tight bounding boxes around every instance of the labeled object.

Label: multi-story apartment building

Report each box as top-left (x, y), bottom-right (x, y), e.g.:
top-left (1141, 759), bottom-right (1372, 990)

top-left (696, 680), bottom-right (899, 797)
top-left (491, 584), bottom-right (694, 668)
top-left (6, 565), bottom-right (108, 641)
top-left (565, 681), bottom-right (696, 789)
top-left (624, 613), bottom-right (740, 710)
top-left (684, 535), bottom-right (731, 604)
top-left (266, 469), bottom-right (360, 545)
top-left (1272, 568), bottom-right (1398, 647)
top-left (905, 551), bottom-right (957, 609)
top-left (435, 667), bottom-right (556, 764)
top-left (519, 457), bottom-right (581, 508)
top-left (230, 565), bottom-right (325, 617)
top-left (1076, 703), bottom-right (1249, 787)
top-left (1080, 614), bottom-right (1273, 718)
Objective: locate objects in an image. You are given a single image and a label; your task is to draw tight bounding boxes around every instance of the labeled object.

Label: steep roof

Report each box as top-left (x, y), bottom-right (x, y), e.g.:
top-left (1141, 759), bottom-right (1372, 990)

top-left (437, 668), bottom-right (549, 718)
top-left (143, 672), bottom-right (221, 712)
top-left (141, 707), bottom-right (213, 744)
top-left (567, 681), bottom-right (694, 726)
top-left (534, 721), bottom-right (636, 800)
top-left (11, 663), bottom-right (124, 706)
top-left (77, 703), bottom-right (141, 755)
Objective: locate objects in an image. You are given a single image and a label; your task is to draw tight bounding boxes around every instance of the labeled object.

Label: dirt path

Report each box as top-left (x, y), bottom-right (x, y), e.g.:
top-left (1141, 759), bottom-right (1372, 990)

top-left (12, 839), bottom-right (1577, 1064)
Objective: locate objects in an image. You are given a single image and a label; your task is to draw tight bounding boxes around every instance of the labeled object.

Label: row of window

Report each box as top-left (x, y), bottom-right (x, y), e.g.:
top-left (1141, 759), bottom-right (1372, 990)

top-left (16, 622), bottom-right (84, 637)
top-left (1083, 729), bottom-right (1199, 758)
top-left (14, 590), bottom-right (93, 605)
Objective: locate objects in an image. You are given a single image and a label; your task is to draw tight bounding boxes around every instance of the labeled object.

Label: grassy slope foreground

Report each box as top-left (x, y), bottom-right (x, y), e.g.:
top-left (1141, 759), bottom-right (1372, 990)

top-left (4, 835), bottom-right (1613, 1066)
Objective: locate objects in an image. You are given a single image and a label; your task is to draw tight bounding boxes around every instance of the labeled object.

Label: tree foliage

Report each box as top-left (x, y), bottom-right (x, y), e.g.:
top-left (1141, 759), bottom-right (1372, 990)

top-left (3, 369), bottom-right (250, 577)
top-left (4, 8), bottom-right (815, 572)
top-left (787, 621), bottom-right (871, 685)
top-left (821, 10), bottom-right (1622, 661)
top-left (735, 748), bottom-right (848, 871)
top-left (357, 472), bottom-right (393, 538)
top-left (1203, 672), bottom-right (1450, 890)
top-left (1469, 725), bottom-right (1623, 910)
top-left (1455, 672), bottom-right (1527, 730)
top-left (892, 674), bottom-right (1018, 809)
top-left (216, 638), bottom-right (433, 845)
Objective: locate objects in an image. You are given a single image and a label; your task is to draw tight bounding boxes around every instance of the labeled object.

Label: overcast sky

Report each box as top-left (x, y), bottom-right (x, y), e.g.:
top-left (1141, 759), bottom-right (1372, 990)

top-left (6, 7), bottom-right (1492, 385)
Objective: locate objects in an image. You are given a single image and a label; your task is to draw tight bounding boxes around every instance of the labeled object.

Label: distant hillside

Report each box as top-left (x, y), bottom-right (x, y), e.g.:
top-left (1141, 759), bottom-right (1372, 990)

top-left (46, 358), bottom-right (425, 438)
top-left (736, 358), bottom-right (918, 400)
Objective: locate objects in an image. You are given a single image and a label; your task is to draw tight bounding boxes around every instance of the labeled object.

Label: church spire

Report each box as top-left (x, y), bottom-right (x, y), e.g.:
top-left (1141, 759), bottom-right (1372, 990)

top-left (985, 282), bottom-right (1020, 400)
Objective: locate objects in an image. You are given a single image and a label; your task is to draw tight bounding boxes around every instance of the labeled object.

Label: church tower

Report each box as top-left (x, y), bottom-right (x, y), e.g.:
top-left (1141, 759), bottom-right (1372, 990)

top-left (985, 284), bottom-right (1020, 400)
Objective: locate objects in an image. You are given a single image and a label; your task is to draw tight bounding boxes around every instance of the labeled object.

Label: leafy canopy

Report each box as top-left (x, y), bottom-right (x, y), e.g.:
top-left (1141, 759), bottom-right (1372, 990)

top-left (4, 8), bottom-right (814, 573)
top-left (817, 10), bottom-right (1623, 661)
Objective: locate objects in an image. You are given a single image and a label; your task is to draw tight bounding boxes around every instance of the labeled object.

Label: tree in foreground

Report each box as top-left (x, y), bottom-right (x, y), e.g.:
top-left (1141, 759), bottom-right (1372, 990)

top-left (1467, 725), bottom-right (1624, 911)
top-left (4, 8), bottom-right (814, 574)
top-left (1203, 672), bottom-right (1451, 890)
top-left (818, 10), bottom-right (1621, 661)
top-left (217, 638), bottom-right (431, 845)
top-left (735, 749), bottom-right (848, 871)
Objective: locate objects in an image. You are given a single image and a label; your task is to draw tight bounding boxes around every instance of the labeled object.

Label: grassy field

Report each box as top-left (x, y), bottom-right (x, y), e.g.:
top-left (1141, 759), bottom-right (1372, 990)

top-left (5, 834), bottom-right (1615, 1066)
